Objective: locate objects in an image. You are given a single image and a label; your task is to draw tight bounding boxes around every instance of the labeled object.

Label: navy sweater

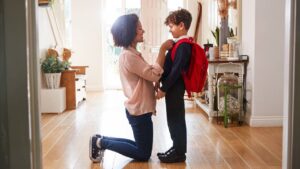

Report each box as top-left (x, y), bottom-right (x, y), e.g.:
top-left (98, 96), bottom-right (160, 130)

top-left (160, 43), bottom-right (192, 92)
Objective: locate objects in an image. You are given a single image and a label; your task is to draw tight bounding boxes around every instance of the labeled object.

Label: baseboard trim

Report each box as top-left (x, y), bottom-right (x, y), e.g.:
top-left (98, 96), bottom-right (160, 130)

top-left (248, 115), bottom-right (283, 127)
top-left (86, 85), bottom-right (103, 92)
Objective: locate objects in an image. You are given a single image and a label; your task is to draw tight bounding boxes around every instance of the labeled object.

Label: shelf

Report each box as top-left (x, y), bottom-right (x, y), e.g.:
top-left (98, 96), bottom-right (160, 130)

top-left (194, 97), bottom-right (218, 119)
top-left (194, 98), bottom-right (209, 113)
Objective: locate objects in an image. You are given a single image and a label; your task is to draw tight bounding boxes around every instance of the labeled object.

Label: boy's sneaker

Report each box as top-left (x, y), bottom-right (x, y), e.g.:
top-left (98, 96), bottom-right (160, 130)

top-left (158, 149), bottom-right (186, 163)
top-left (157, 147), bottom-right (175, 157)
top-left (89, 134), bottom-right (105, 163)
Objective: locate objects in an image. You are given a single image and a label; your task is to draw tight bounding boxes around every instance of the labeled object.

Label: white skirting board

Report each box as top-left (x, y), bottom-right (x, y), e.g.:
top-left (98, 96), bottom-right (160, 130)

top-left (246, 115), bottom-right (283, 127)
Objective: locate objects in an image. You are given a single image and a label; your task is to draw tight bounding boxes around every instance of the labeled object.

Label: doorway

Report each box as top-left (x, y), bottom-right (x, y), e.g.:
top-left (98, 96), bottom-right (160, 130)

top-left (101, 0), bottom-right (141, 90)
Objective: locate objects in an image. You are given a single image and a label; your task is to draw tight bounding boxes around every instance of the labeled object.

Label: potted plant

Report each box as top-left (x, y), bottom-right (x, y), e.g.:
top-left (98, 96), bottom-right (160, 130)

top-left (211, 27), bottom-right (220, 47)
top-left (41, 55), bottom-right (65, 89)
top-left (210, 27), bottom-right (220, 59)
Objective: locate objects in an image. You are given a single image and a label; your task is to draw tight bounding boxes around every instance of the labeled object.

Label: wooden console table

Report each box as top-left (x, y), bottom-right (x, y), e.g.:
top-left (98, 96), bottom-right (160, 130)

top-left (194, 56), bottom-right (248, 122)
top-left (60, 66), bottom-right (88, 110)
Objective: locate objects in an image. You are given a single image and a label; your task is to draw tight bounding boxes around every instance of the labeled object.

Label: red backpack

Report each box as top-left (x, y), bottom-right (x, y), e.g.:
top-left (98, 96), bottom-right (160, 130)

top-left (171, 37), bottom-right (208, 98)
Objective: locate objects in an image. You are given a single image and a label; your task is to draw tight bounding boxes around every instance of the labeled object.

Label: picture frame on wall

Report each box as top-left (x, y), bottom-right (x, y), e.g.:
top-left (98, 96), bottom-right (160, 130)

top-left (38, 0), bottom-right (52, 6)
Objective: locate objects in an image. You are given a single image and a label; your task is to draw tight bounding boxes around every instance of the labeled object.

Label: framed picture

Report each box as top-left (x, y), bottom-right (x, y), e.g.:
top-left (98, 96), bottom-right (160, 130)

top-left (38, 0), bottom-right (52, 6)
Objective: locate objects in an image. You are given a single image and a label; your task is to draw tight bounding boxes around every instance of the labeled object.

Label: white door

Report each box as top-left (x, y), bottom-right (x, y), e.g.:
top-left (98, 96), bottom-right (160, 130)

top-left (140, 0), bottom-right (169, 64)
top-left (140, 0), bottom-right (184, 64)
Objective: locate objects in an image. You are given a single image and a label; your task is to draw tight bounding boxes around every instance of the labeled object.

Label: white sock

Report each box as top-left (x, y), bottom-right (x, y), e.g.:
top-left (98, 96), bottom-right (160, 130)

top-left (96, 138), bottom-right (101, 148)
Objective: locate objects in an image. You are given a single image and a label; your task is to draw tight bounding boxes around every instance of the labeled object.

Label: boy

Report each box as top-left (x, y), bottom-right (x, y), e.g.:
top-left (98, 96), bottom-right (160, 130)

top-left (156, 8), bottom-right (192, 163)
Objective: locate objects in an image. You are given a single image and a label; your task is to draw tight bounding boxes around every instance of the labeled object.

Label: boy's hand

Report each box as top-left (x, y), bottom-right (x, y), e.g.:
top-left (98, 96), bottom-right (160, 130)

top-left (160, 39), bottom-right (174, 51)
top-left (154, 82), bottom-right (160, 92)
top-left (156, 89), bottom-right (166, 99)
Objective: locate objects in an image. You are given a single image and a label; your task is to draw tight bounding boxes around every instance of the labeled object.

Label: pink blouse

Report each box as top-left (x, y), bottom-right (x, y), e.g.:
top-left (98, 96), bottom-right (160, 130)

top-left (119, 47), bottom-right (163, 116)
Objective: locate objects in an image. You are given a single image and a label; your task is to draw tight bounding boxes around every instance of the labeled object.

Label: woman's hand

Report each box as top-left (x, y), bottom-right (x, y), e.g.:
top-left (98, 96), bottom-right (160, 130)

top-left (160, 39), bottom-right (174, 51)
top-left (156, 39), bottom-right (174, 68)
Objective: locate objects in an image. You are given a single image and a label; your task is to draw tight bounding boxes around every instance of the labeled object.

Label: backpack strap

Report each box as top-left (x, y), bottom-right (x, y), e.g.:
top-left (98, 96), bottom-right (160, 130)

top-left (170, 37), bottom-right (194, 97)
top-left (170, 37), bottom-right (194, 61)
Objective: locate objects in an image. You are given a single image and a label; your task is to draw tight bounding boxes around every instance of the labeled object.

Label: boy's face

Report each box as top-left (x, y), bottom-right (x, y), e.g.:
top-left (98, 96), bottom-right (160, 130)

top-left (167, 22), bottom-right (186, 38)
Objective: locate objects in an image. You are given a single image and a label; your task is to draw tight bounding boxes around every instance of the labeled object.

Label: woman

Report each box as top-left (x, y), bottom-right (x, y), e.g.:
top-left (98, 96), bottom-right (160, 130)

top-left (89, 13), bottom-right (173, 162)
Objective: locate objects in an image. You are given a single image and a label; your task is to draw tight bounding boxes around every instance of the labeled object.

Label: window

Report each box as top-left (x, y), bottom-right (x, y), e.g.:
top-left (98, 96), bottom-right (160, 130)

top-left (101, 0), bottom-right (141, 89)
top-left (208, 0), bottom-right (220, 31)
top-left (167, 0), bottom-right (183, 10)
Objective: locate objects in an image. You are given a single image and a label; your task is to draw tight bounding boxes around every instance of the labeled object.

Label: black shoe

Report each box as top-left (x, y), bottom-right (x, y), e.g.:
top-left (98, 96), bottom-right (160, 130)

top-left (157, 147), bottom-right (174, 157)
top-left (89, 135), bottom-right (105, 163)
top-left (158, 149), bottom-right (186, 163)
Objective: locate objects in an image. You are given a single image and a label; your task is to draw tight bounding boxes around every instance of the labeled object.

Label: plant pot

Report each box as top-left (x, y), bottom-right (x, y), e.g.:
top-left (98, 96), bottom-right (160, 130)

top-left (44, 73), bottom-right (61, 89)
top-left (209, 46), bottom-right (220, 59)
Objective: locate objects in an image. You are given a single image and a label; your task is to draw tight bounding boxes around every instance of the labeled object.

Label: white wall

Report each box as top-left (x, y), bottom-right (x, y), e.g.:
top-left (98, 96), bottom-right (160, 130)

top-left (199, 0), bottom-right (214, 45)
top-left (71, 0), bottom-right (103, 91)
top-left (38, 7), bottom-right (57, 89)
top-left (38, 8), bottom-right (56, 56)
top-left (241, 0), bottom-right (255, 125)
top-left (185, 0), bottom-right (199, 39)
top-left (242, 0), bottom-right (285, 126)
top-left (38, 2), bottom-right (69, 56)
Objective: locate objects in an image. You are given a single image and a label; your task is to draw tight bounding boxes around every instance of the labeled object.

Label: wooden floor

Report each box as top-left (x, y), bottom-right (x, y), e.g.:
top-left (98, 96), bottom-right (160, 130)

top-left (41, 91), bottom-right (282, 169)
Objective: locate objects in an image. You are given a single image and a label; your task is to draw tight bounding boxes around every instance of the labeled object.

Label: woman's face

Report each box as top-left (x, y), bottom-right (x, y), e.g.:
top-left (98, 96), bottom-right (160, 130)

top-left (133, 21), bottom-right (145, 43)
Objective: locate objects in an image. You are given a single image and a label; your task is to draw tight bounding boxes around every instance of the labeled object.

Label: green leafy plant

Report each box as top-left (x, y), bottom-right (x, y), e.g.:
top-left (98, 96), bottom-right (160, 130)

top-left (229, 28), bottom-right (235, 37)
top-left (211, 27), bottom-right (235, 46)
top-left (41, 56), bottom-right (65, 73)
top-left (211, 27), bottom-right (220, 46)
top-left (61, 60), bottom-right (71, 70)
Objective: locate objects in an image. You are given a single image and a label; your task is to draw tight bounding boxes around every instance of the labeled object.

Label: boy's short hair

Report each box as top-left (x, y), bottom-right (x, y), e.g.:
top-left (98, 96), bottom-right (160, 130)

top-left (165, 8), bottom-right (192, 30)
top-left (111, 14), bottom-right (139, 48)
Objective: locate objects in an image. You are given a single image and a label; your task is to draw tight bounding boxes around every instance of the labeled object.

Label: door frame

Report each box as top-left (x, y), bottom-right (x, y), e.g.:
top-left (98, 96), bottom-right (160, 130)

top-left (0, 0), bottom-right (42, 168)
top-left (283, 0), bottom-right (300, 168)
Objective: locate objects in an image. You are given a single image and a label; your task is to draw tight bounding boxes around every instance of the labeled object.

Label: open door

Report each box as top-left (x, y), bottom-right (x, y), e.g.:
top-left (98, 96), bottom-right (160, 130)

top-left (101, 0), bottom-right (141, 89)
top-left (140, 0), bottom-right (168, 64)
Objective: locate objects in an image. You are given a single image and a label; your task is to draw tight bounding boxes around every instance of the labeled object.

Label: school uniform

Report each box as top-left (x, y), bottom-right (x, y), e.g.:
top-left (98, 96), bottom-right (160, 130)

top-left (160, 36), bottom-right (192, 155)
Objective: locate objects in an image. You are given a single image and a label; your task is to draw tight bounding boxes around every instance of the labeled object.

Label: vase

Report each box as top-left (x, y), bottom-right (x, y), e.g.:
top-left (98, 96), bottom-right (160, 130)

top-left (45, 73), bottom-right (61, 89)
top-left (219, 18), bottom-right (229, 51)
top-left (209, 46), bottom-right (220, 59)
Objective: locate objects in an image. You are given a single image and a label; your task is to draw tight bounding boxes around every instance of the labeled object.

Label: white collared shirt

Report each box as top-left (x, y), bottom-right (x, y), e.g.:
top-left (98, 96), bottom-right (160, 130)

top-left (174, 35), bottom-right (190, 43)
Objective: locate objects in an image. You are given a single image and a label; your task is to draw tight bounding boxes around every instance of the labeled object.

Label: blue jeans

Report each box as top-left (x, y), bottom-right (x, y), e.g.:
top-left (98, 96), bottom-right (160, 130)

top-left (100, 109), bottom-right (153, 161)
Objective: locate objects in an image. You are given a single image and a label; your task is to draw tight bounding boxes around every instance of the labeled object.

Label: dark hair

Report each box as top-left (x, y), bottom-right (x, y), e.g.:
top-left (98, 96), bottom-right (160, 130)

top-left (111, 14), bottom-right (139, 48)
top-left (165, 8), bottom-right (192, 30)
